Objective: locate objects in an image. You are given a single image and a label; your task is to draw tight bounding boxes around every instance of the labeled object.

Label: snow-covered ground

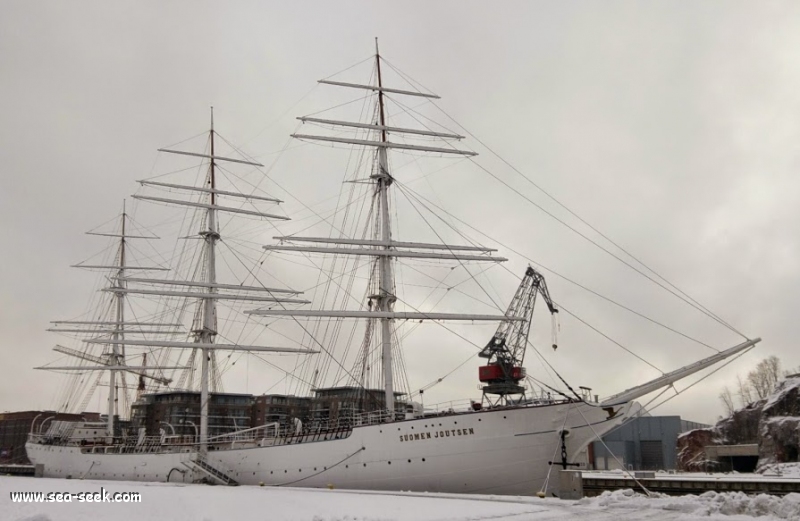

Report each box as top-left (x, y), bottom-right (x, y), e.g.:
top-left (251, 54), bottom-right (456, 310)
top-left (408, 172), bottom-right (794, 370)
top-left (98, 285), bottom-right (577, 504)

top-left (3, 476), bottom-right (800, 521)
top-left (759, 463), bottom-right (800, 479)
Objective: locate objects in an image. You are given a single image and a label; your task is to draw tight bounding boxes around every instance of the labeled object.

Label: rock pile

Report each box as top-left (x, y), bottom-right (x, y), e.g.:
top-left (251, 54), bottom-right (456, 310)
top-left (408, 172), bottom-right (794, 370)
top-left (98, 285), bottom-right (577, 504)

top-left (676, 376), bottom-right (800, 471)
top-left (758, 376), bottom-right (800, 468)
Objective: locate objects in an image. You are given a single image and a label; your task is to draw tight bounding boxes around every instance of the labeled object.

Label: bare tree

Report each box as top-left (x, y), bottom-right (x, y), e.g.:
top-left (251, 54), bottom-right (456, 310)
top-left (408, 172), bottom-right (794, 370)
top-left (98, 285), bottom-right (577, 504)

top-left (737, 374), bottom-right (754, 406)
top-left (719, 356), bottom-right (797, 416)
top-left (784, 365), bottom-right (800, 377)
top-left (747, 355), bottom-right (782, 400)
top-left (719, 386), bottom-right (736, 416)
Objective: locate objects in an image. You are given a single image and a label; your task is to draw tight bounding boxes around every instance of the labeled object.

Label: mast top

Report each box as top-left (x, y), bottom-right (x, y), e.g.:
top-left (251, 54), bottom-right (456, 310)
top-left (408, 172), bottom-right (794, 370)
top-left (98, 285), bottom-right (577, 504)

top-left (374, 38), bottom-right (387, 146)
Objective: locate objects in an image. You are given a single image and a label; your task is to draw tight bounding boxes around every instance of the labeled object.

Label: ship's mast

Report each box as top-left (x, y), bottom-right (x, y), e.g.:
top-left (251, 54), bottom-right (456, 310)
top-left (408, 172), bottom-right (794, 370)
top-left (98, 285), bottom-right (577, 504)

top-left (104, 112), bottom-right (314, 449)
top-left (107, 203), bottom-right (127, 440)
top-left (44, 168), bottom-right (303, 433)
top-left (46, 208), bottom-right (186, 422)
top-left (374, 39), bottom-right (396, 416)
top-left (257, 42), bottom-right (522, 424)
top-left (199, 107), bottom-right (218, 451)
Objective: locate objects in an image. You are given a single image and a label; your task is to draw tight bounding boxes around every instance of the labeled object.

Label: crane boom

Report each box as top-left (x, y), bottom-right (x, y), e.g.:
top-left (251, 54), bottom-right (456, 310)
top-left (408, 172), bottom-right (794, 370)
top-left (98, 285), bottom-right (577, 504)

top-left (478, 266), bottom-right (558, 402)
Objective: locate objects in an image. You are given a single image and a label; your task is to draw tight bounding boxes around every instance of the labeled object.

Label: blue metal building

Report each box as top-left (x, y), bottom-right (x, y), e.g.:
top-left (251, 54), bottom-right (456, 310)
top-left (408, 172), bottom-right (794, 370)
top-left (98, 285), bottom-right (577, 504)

top-left (592, 416), bottom-right (708, 471)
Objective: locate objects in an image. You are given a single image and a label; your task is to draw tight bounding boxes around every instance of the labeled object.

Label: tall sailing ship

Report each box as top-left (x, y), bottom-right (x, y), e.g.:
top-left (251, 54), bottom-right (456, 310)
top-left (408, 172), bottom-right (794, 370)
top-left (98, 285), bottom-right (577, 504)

top-left (27, 43), bottom-right (760, 495)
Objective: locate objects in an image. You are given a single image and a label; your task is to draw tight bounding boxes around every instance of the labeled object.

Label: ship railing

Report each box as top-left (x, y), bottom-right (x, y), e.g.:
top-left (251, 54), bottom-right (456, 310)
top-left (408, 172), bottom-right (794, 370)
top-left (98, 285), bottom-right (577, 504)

top-left (26, 433), bottom-right (47, 444)
top-left (27, 421), bottom-right (83, 445)
top-left (27, 431), bottom-right (81, 447)
top-left (95, 435), bottom-right (203, 454)
top-left (300, 410), bottom-right (390, 429)
top-left (423, 399), bottom-right (475, 415)
top-left (45, 421), bottom-right (79, 439)
top-left (350, 409), bottom-right (393, 426)
top-left (276, 423), bottom-right (353, 445)
top-left (418, 396), bottom-right (567, 416)
top-left (208, 423), bottom-right (282, 446)
top-left (30, 422), bottom-right (360, 453)
top-left (117, 436), bottom-right (163, 454)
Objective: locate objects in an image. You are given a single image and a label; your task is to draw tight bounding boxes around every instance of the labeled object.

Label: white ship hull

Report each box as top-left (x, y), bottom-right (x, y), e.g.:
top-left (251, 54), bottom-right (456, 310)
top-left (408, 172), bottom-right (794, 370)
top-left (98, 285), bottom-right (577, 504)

top-left (27, 401), bottom-right (631, 495)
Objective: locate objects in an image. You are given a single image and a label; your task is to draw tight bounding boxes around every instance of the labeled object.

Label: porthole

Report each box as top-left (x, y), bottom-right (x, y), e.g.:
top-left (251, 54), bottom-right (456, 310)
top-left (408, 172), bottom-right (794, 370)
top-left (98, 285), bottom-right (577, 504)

top-left (346, 465), bottom-right (349, 468)
top-left (363, 463), bottom-right (366, 467)
top-left (388, 461), bottom-right (391, 465)
top-left (408, 459), bottom-right (411, 463)
top-left (422, 458), bottom-right (426, 462)
top-left (454, 422), bottom-right (457, 425)
top-left (314, 467), bottom-right (317, 471)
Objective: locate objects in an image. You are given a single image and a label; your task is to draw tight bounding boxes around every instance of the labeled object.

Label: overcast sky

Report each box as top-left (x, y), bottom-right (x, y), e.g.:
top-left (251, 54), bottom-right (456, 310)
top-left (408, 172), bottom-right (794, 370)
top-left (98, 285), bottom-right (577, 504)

top-left (2, 1), bottom-right (800, 424)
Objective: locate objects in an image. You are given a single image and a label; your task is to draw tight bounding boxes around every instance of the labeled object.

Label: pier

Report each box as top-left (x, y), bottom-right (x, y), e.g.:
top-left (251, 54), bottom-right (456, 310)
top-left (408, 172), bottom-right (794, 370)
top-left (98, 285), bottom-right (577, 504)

top-left (0, 464), bottom-right (41, 477)
top-left (579, 471), bottom-right (800, 497)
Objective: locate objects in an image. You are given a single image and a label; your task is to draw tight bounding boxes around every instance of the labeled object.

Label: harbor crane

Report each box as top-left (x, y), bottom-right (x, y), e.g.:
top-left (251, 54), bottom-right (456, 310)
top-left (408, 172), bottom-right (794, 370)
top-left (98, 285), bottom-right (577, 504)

top-left (478, 266), bottom-right (558, 404)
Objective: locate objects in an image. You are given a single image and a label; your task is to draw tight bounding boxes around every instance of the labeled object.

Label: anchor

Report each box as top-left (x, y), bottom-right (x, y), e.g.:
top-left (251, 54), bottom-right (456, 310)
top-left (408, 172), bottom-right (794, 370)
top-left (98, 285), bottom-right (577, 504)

top-left (548, 429), bottom-right (580, 470)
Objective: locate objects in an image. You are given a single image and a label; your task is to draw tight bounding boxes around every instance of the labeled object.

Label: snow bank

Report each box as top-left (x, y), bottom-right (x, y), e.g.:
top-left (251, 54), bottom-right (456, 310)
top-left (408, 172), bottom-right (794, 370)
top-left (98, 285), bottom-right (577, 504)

top-left (5, 476), bottom-right (800, 521)
top-left (0, 476), bottom-right (545, 521)
top-left (579, 489), bottom-right (800, 519)
top-left (758, 462), bottom-right (800, 479)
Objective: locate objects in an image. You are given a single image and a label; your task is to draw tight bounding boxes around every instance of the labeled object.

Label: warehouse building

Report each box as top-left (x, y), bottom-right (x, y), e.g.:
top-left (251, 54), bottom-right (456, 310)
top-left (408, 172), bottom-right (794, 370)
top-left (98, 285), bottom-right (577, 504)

top-left (593, 416), bottom-right (708, 471)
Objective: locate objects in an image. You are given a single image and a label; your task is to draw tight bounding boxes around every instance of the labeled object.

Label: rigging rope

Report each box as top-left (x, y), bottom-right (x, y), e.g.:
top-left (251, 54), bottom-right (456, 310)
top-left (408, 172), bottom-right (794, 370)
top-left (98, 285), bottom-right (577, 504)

top-left (574, 405), bottom-right (653, 497)
top-left (380, 56), bottom-right (744, 339)
top-left (275, 446), bottom-right (366, 487)
top-left (540, 402), bottom-right (573, 495)
top-left (219, 238), bottom-right (376, 397)
top-left (396, 179), bottom-right (716, 366)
